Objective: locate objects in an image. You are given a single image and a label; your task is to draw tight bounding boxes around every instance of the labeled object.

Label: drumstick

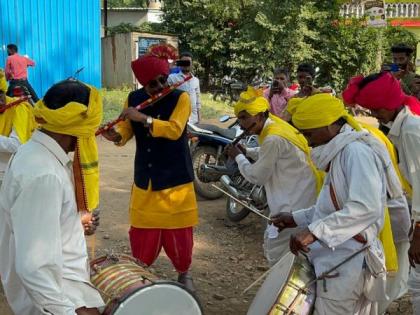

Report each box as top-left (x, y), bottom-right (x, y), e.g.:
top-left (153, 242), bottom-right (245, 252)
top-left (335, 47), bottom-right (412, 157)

top-left (91, 235), bottom-right (96, 259)
top-left (242, 252), bottom-right (294, 294)
top-left (211, 184), bottom-right (271, 221)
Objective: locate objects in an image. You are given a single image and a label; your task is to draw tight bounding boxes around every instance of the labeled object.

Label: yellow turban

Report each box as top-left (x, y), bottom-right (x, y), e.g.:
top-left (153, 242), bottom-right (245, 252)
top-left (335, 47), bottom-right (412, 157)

top-left (234, 86), bottom-right (324, 193)
top-left (234, 86), bottom-right (269, 117)
top-left (34, 85), bottom-right (103, 212)
top-left (0, 96), bottom-right (35, 143)
top-left (0, 69), bottom-right (7, 92)
top-left (291, 93), bottom-right (361, 131)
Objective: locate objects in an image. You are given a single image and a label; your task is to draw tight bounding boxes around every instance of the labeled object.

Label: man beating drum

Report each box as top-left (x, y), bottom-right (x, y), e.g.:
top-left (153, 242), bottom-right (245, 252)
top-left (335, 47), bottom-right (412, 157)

top-left (272, 94), bottom-right (404, 314)
top-left (225, 86), bottom-right (320, 266)
top-left (0, 80), bottom-right (104, 315)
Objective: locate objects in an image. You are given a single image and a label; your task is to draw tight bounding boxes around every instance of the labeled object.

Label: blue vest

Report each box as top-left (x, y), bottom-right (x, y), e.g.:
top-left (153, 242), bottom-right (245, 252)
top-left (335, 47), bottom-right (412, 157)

top-left (128, 89), bottom-right (194, 191)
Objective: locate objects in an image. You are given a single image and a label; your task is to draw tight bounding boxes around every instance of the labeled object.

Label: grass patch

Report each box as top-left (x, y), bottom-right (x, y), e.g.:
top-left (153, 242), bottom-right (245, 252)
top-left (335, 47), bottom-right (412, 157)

top-left (101, 89), bottom-right (233, 123)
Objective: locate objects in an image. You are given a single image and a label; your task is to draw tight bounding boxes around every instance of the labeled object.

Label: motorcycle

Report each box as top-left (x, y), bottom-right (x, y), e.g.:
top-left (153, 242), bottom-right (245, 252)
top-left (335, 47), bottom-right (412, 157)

top-left (212, 74), bottom-right (246, 105)
top-left (188, 116), bottom-right (266, 221)
top-left (187, 115), bottom-right (242, 200)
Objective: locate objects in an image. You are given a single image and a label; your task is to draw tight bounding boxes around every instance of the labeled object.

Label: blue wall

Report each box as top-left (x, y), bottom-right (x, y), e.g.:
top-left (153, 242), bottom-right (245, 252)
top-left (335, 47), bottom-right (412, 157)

top-left (0, 0), bottom-right (101, 97)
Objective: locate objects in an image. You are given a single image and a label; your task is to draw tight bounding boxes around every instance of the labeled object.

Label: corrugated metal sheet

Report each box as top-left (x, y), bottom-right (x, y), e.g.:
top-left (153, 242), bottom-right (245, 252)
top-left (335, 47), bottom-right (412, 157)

top-left (0, 0), bottom-right (101, 97)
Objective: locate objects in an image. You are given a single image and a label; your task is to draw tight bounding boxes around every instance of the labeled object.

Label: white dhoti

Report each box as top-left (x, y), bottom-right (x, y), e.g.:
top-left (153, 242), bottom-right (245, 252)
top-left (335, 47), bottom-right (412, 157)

top-left (378, 240), bottom-right (410, 314)
top-left (314, 270), bottom-right (378, 315)
top-left (409, 263), bottom-right (420, 315)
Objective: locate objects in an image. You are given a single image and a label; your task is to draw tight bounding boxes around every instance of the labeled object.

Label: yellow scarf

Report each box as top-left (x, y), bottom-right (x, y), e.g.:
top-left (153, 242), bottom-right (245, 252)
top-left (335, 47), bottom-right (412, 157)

top-left (0, 96), bottom-right (35, 142)
top-left (234, 87), bottom-right (324, 193)
top-left (34, 86), bottom-right (102, 212)
top-left (0, 69), bottom-right (7, 93)
top-left (289, 94), bottom-right (398, 273)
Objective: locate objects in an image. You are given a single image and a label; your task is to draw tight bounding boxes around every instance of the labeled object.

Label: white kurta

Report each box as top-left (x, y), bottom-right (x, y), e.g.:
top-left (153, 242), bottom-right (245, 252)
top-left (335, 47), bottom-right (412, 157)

top-left (0, 128), bottom-right (20, 181)
top-left (168, 72), bottom-right (201, 124)
top-left (293, 126), bottom-right (388, 308)
top-left (387, 107), bottom-right (420, 314)
top-left (0, 130), bottom-right (103, 315)
top-left (388, 106), bottom-right (420, 220)
top-left (235, 119), bottom-right (318, 265)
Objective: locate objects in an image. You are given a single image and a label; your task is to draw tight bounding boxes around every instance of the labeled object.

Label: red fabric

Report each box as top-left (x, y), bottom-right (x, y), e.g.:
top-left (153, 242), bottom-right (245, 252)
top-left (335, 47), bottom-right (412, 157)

top-left (342, 72), bottom-right (420, 115)
top-left (129, 226), bottom-right (193, 273)
top-left (5, 54), bottom-right (35, 80)
top-left (131, 55), bottom-right (169, 86)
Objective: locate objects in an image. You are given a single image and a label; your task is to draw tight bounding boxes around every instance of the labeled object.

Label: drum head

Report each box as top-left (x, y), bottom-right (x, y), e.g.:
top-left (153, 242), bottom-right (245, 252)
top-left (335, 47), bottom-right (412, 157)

top-left (247, 252), bottom-right (295, 315)
top-left (110, 281), bottom-right (203, 315)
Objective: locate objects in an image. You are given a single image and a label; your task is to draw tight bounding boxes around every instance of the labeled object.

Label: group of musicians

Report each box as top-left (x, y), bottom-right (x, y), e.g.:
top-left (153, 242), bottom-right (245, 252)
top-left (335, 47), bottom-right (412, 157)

top-left (0, 43), bottom-right (420, 315)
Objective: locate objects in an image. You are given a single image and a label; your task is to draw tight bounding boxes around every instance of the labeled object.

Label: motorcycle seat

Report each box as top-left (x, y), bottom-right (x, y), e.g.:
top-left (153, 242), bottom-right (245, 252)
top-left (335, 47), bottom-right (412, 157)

top-left (195, 124), bottom-right (237, 140)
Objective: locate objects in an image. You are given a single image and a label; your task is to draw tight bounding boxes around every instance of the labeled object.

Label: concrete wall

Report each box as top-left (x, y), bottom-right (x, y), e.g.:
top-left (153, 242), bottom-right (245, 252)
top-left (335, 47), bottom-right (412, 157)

top-left (101, 10), bottom-right (148, 28)
top-left (102, 33), bottom-right (134, 89)
top-left (102, 32), bottom-right (178, 89)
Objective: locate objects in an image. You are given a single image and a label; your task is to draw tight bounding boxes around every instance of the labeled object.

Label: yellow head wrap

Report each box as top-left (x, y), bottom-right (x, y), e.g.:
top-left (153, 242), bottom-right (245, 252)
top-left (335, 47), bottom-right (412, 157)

top-left (234, 86), bottom-right (324, 193)
top-left (0, 96), bottom-right (35, 143)
top-left (34, 85), bottom-right (103, 212)
top-left (0, 69), bottom-right (7, 92)
top-left (234, 86), bottom-right (269, 117)
top-left (291, 93), bottom-right (361, 131)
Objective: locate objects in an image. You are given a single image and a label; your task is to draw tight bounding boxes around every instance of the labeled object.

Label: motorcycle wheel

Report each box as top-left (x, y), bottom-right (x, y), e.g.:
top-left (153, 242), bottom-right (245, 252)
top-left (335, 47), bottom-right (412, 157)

top-left (226, 197), bottom-right (250, 222)
top-left (192, 146), bottom-right (224, 200)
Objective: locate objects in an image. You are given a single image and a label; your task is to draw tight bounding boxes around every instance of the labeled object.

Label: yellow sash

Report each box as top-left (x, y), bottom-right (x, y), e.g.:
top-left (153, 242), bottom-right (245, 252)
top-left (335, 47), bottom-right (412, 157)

top-left (259, 115), bottom-right (324, 193)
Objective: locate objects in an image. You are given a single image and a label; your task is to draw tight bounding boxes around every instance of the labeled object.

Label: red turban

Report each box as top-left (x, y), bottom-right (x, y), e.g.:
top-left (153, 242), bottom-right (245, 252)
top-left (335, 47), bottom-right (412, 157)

top-left (342, 72), bottom-right (420, 115)
top-left (131, 44), bottom-right (178, 86)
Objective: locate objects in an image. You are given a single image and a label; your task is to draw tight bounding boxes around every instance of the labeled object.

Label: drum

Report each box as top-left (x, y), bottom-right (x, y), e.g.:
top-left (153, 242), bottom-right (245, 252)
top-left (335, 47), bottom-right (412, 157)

top-left (247, 252), bottom-right (316, 315)
top-left (90, 254), bottom-right (203, 315)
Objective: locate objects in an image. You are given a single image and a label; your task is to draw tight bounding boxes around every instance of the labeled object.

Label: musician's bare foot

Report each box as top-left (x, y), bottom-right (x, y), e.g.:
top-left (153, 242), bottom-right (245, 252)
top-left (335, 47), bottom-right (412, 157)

top-left (178, 271), bottom-right (196, 293)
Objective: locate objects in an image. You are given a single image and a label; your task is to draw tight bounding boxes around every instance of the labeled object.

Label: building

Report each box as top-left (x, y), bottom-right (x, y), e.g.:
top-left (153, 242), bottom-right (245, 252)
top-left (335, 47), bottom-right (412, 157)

top-left (0, 0), bottom-right (101, 97)
top-left (101, 0), bottom-right (163, 36)
top-left (102, 31), bottom-right (178, 89)
top-left (340, 1), bottom-right (420, 69)
top-left (340, 1), bottom-right (420, 37)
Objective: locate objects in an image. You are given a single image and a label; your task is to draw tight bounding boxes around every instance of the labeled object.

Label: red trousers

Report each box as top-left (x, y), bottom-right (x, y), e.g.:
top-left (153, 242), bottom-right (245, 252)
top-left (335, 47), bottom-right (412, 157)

top-left (129, 226), bottom-right (193, 273)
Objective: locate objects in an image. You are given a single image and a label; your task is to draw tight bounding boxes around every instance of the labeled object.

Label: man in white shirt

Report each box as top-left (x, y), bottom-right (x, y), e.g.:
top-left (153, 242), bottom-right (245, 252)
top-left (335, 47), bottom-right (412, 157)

top-left (226, 87), bottom-right (319, 266)
top-left (0, 80), bottom-right (104, 315)
top-left (343, 71), bottom-right (420, 314)
top-left (168, 52), bottom-right (201, 124)
top-left (272, 93), bottom-right (404, 314)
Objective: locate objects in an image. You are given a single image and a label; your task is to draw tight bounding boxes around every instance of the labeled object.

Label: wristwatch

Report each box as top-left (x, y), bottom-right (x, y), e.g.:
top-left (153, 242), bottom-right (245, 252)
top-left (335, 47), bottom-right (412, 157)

top-left (144, 116), bottom-right (153, 128)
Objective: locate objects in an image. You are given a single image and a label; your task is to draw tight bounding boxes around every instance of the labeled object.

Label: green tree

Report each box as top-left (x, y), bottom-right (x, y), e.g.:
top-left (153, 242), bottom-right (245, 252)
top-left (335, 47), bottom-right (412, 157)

top-left (162, 0), bottom-right (418, 91)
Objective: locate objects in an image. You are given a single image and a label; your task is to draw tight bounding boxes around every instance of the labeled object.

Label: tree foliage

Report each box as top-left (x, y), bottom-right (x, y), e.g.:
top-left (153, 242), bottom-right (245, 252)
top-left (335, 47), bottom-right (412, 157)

top-left (161, 0), bottom-right (417, 91)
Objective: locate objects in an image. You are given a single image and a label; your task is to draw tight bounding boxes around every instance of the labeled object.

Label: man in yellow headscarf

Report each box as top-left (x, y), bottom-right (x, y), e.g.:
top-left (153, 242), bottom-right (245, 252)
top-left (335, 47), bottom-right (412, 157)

top-left (0, 80), bottom-right (104, 315)
top-left (0, 67), bottom-right (35, 186)
top-left (272, 93), bottom-right (407, 315)
top-left (225, 86), bottom-right (320, 266)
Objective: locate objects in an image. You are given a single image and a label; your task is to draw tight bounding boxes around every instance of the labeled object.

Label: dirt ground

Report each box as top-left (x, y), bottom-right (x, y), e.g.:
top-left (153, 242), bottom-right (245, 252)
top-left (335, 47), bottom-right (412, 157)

top-left (0, 136), bottom-right (414, 315)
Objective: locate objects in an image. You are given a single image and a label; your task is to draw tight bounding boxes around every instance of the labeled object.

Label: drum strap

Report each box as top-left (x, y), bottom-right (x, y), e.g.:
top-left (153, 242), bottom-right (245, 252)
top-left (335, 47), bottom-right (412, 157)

top-left (329, 180), bottom-right (367, 245)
